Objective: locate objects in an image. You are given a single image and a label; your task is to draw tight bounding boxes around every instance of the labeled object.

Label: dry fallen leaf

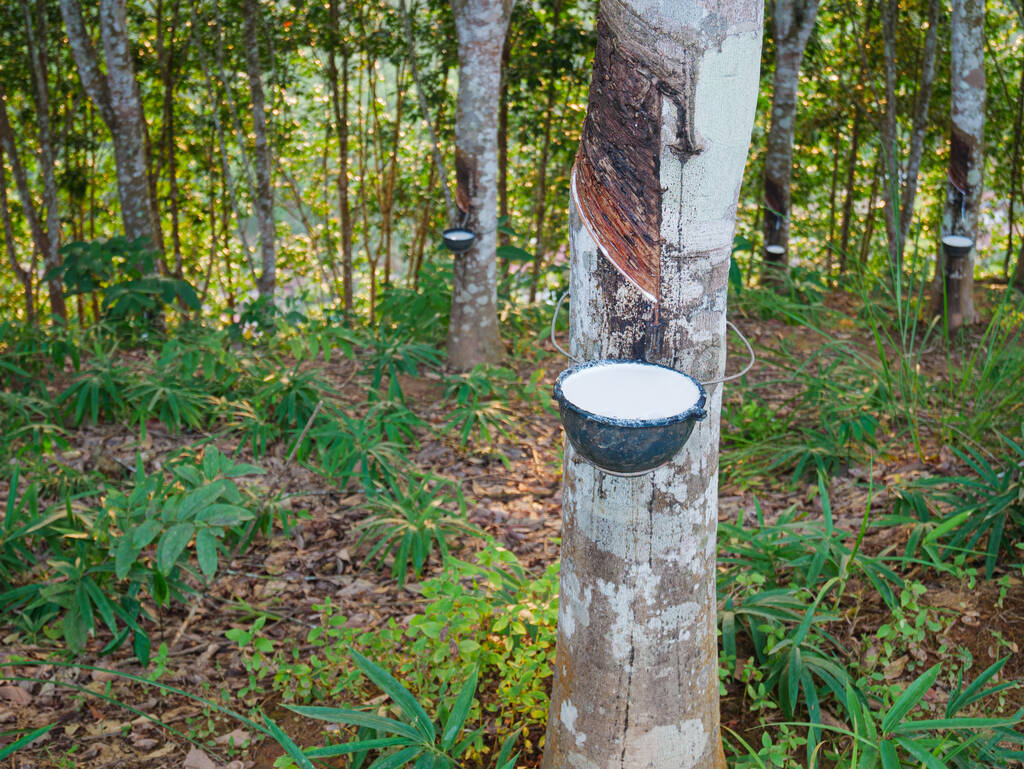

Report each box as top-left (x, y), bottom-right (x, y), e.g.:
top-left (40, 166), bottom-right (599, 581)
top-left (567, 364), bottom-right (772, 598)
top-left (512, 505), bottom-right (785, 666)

top-left (0, 685), bottom-right (31, 706)
top-left (183, 745), bottom-right (218, 769)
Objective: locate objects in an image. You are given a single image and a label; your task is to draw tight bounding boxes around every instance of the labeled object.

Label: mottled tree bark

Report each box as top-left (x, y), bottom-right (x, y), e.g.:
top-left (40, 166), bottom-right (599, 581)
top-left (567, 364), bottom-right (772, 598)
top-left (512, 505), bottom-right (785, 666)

top-left (761, 0), bottom-right (818, 283)
top-left (242, 0), bottom-right (276, 299)
top-left (60, 0), bottom-right (159, 248)
top-left (446, 0), bottom-right (513, 370)
top-left (935, 0), bottom-right (983, 329)
top-left (879, 0), bottom-right (939, 269)
top-left (541, 1), bottom-right (762, 768)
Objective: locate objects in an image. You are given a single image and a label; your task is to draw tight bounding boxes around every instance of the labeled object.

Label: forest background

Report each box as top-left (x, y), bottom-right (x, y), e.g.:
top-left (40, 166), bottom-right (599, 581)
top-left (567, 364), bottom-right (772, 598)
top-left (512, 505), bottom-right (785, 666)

top-left (2, 0), bottom-right (1024, 767)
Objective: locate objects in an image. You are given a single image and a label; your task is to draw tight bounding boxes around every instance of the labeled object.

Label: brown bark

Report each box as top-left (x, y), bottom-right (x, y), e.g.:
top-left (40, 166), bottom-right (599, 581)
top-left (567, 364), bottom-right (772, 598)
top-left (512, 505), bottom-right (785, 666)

top-left (838, 107), bottom-right (861, 272)
top-left (446, 0), bottom-right (513, 370)
top-left (761, 0), bottom-right (819, 284)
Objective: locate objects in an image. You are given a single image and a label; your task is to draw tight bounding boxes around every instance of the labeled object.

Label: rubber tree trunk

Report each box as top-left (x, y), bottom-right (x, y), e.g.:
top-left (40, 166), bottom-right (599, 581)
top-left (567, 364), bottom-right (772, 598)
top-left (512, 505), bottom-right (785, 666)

top-left (446, 0), bottom-right (512, 371)
top-left (761, 0), bottom-right (818, 284)
top-left (540, 1), bottom-right (762, 767)
top-left (242, 0), bottom-right (277, 300)
top-left (60, 0), bottom-right (158, 248)
top-left (935, 0), bottom-right (983, 330)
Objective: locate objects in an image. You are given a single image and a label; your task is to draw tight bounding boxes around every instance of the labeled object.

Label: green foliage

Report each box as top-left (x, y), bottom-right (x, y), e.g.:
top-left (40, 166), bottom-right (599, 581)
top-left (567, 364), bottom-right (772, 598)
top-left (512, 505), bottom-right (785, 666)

top-left (441, 364), bottom-right (517, 446)
top-left (0, 447), bottom-right (268, 661)
top-left (290, 650), bottom-right (519, 769)
top-left (56, 344), bottom-right (134, 426)
top-left (48, 237), bottom-right (200, 335)
top-left (357, 471), bottom-right (481, 585)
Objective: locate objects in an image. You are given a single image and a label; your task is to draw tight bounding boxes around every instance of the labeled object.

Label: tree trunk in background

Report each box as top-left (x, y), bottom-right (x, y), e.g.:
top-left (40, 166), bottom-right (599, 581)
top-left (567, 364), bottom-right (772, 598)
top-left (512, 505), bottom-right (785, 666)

top-left (0, 90), bottom-right (64, 321)
top-left (498, 31), bottom-right (511, 255)
top-left (328, 0), bottom-right (354, 314)
top-left (838, 107), bottom-right (861, 273)
top-left (761, 0), bottom-right (818, 284)
top-left (541, 1), bottom-right (762, 768)
top-left (879, 0), bottom-right (939, 269)
top-left (0, 146), bottom-right (36, 322)
top-left (242, 0), bottom-right (276, 299)
top-left (60, 0), bottom-right (159, 248)
top-left (935, 0), bottom-right (983, 329)
top-left (528, 0), bottom-right (563, 303)
top-left (446, 0), bottom-right (512, 370)
top-left (22, 0), bottom-right (67, 320)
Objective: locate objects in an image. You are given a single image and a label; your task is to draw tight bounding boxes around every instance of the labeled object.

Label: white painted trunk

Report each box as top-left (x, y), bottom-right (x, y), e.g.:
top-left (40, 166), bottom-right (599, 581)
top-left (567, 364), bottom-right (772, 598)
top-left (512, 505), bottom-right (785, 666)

top-left (542, 1), bottom-right (762, 767)
top-left (446, 0), bottom-right (511, 370)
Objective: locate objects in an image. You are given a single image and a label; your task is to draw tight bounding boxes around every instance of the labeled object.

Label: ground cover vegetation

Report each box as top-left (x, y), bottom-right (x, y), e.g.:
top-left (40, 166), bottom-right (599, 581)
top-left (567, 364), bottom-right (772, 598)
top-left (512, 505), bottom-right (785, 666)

top-left (1, 0), bottom-right (1024, 767)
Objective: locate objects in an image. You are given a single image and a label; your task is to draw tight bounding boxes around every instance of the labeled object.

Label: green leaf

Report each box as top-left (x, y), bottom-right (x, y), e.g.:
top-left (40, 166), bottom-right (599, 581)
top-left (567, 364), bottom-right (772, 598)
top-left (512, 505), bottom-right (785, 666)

top-left (879, 740), bottom-right (899, 769)
top-left (286, 706), bottom-right (422, 742)
top-left (195, 529), bottom-right (218, 578)
top-left (306, 738), bottom-right (409, 758)
top-left (197, 503), bottom-right (254, 526)
top-left (156, 522), bottom-right (194, 575)
top-left (0, 724), bottom-right (56, 760)
top-left (115, 537), bottom-right (141, 580)
top-left (882, 664), bottom-right (940, 733)
top-left (132, 519), bottom-right (163, 549)
top-left (494, 731), bottom-right (519, 769)
top-left (496, 244), bottom-right (533, 262)
top-left (350, 650), bottom-right (436, 741)
top-left (442, 668), bottom-right (478, 749)
top-left (892, 717), bottom-right (1017, 733)
top-left (895, 737), bottom-right (950, 769)
top-left (366, 746), bottom-right (422, 769)
top-left (263, 714), bottom-right (315, 769)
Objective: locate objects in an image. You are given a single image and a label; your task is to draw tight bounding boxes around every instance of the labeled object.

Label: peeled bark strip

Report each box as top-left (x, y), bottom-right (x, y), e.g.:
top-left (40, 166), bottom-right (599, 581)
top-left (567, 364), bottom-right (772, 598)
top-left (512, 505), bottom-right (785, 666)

top-left (935, 0), bottom-right (983, 329)
top-left (542, 1), bottom-right (762, 768)
top-left (446, 0), bottom-right (512, 370)
top-left (761, 0), bottom-right (819, 281)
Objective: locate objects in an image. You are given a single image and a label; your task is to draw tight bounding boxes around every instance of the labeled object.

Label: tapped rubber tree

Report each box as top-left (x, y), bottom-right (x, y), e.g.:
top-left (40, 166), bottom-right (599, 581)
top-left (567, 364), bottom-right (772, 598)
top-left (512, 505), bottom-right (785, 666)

top-left (934, 0), bottom-right (983, 330)
top-left (446, 0), bottom-right (513, 370)
top-left (541, 1), bottom-right (762, 768)
top-left (761, 0), bottom-right (819, 283)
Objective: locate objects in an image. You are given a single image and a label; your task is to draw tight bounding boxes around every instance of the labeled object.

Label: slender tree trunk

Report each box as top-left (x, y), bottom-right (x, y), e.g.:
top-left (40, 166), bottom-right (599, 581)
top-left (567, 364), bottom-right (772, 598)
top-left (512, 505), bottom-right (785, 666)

top-left (328, 0), bottom-right (354, 314)
top-left (0, 147), bottom-right (35, 323)
top-left (1004, 62), bottom-right (1024, 277)
top-left (541, 2), bottom-right (762, 768)
top-left (860, 154), bottom-right (882, 266)
top-left (447, 0), bottom-right (513, 370)
top-left (761, 0), bottom-right (819, 285)
top-left (528, 0), bottom-right (564, 303)
top-left (498, 29), bottom-right (512, 261)
top-left (838, 107), bottom-right (861, 272)
top-left (61, 0), bottom-right (159, 248)
top-left (935, 0), bottom-right (983, 329)
top-left (0, 90), bottom-right (64, 321)
top-left (242, 0), bottom-right (276, 299)
top-left (879, 0), bottom-right (939, 269)
top-left (22, 0), bottom-right (66, 320)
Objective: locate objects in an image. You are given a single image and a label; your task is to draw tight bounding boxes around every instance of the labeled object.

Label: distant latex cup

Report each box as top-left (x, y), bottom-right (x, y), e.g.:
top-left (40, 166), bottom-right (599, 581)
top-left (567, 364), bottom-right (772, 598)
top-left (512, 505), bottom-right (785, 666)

top-left (443, 228), bottom-right (477, 253)
top-left (553, 359), bottom-right (708, 475)
top-left (942, 234), bottom-right (974, 260)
